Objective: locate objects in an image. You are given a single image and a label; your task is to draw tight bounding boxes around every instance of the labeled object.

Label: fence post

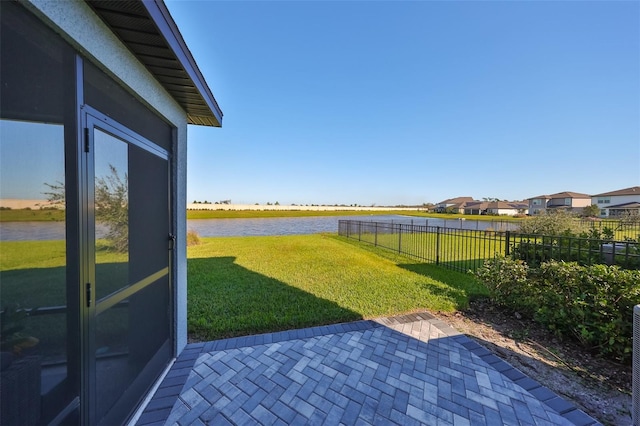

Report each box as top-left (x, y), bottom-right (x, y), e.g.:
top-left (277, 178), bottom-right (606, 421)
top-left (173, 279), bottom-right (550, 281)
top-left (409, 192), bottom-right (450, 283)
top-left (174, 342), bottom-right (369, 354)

top-left (436, 227), bottom-right (441, 265)
top-left (375, 222), bottom-right (378, 246)
top-left (505, 231), bottom-right (511, 256)
top-left (398, 224), bottom-right (402, 253)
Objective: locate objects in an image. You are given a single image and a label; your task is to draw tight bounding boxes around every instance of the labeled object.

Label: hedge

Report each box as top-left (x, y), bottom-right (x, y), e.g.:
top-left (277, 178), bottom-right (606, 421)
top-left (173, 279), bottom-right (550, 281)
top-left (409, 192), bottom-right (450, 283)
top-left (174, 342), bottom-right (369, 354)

top-left (475, 256), bottom-right (640, 363)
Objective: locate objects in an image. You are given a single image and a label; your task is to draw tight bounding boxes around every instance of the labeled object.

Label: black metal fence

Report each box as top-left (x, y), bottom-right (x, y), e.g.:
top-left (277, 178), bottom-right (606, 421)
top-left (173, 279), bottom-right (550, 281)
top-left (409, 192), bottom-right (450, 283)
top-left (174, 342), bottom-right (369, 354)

top-left (577, 218), bottom-right (640, 240)
top-left (338, 220), bottom-right (640, 273)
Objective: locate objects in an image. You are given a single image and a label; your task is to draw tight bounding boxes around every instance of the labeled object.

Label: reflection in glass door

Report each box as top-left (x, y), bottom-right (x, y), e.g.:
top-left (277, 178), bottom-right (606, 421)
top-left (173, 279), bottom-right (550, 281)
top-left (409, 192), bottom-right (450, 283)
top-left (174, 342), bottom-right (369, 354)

top-left (87, 117), bottom-right (172, 425)
top-left (0, 120), bottom-right (79, 425)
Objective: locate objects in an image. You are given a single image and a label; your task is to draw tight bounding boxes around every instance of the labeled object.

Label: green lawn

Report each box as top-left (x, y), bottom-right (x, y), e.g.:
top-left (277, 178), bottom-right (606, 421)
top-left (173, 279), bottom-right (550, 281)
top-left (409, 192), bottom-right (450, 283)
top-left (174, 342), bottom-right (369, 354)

top-left (0, 209), bottom-right (65, 222)
top-left (186, 209), bottom-right (419, 219)
top-left (1, 234), bottom-right (487, 343)
top-left (187, 234), bottom-right (487, 341)
top-left (186, 209), bottom-right (526, 222)
top-left (1, 240), bottom-right (129, 360)
top-left (352, 229), bottom-right (509, 273)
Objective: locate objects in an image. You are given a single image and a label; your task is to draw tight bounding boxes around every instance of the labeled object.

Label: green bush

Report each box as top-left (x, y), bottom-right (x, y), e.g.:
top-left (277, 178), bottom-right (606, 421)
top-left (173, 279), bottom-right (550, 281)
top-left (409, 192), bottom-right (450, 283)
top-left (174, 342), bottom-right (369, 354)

top-left (186, 229), bottom-right (201, 246)
top-left (517, 210), bottom-right (582, 235)
top-left (476, 256), bottom-right (640, 363)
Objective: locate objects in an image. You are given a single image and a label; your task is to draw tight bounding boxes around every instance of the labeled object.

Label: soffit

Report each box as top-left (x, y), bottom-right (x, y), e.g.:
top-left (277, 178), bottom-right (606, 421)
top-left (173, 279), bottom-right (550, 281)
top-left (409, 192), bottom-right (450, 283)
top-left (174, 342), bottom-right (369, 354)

top-left (85, 0), bottom-right (222, 127)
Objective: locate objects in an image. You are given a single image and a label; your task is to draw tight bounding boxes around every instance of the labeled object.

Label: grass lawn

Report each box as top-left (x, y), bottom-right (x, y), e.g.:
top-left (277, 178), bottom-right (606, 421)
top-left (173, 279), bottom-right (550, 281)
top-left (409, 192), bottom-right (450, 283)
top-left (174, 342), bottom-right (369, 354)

top-left (187, 234), bottom-right (487, 341)
top-left (0, 209), bottom-right (65, 222)
top-left (2, 234), bottom-right (488, 343)
top-left (186, 209), bottom-right (419, 219)
top-left (185, 209), bottom-right (526, 222)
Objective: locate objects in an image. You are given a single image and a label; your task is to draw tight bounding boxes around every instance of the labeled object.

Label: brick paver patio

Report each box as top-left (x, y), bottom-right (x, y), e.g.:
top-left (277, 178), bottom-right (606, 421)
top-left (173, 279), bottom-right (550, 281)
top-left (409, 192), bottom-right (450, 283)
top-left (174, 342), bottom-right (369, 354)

top-left (136, 312), bottom-right (600, 425)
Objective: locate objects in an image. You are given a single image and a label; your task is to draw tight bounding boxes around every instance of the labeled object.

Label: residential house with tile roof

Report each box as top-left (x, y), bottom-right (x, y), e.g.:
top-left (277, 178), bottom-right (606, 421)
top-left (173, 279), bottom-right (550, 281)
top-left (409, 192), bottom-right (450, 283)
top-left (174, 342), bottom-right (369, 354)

top-left (527, 192), bottom-right (591, 215)
top-left (592, 186), bottom-right (640, 217)
top-left (434, 196), bottom-right (475, 213)
top-left (464, 201), bottom-right (528, 216)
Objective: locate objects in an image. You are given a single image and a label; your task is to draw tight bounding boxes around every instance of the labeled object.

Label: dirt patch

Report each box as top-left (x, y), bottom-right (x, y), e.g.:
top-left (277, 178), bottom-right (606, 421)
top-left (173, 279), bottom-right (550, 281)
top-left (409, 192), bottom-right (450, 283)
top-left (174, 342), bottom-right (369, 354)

top-left (433, 298), bottom-right (633, 426)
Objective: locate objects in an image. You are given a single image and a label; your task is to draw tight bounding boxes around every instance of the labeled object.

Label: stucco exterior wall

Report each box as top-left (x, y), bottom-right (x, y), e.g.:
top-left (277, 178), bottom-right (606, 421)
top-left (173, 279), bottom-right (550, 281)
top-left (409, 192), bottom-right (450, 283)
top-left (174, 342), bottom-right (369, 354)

top-left (528, 198), bottom-right (546, 215)
top-left (24, 0), bottom-right (189, 354)
top-left (488, 208), bottom-right (519, 216)
top-left (571, 198), bottom-right (592, 208)
top-left (593, 194), bottom-right (640, 207)
top-left (593, 194), bottom-right (640, 217)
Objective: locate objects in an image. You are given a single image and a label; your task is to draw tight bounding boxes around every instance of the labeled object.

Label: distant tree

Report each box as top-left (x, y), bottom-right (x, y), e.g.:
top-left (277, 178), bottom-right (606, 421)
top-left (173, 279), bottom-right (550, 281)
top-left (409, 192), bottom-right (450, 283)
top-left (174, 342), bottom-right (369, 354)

top-left (619, 210), bottom-right (640, 226)
top-left (275, 201), bottom-right (280, 205)
top-left (582, 204), bottom-right (600, 218)
top-left (43, 181), bottom-right (65, 209)
top-left (517, 210), bottom-right (581, 236)
top-left (94, 165), bottom-right (128, 252)
top-left (46, 165), bottom-right (129, 252)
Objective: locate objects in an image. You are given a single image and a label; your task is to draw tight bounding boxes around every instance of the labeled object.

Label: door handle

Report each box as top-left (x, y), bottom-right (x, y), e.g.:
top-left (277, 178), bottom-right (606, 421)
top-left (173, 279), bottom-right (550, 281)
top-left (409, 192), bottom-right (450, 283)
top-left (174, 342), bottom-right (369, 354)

top-left (86, 283), bottom-right (92, 307)
top-left (168, 233), bottom-right (176, 250)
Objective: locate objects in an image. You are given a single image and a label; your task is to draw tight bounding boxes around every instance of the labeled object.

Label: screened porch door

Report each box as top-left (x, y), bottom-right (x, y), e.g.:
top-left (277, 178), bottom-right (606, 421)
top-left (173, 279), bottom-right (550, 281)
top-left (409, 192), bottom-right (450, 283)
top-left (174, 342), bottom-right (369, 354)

top-left (84, 112), bottom-right (172, 425)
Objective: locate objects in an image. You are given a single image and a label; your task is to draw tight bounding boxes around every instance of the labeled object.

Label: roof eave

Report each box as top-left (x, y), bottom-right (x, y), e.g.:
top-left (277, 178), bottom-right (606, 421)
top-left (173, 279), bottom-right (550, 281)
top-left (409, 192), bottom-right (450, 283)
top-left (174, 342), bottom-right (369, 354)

top-left (141, 0), bottom-right (222, 127)
top-left (86, 0), bottom-right (223, 127)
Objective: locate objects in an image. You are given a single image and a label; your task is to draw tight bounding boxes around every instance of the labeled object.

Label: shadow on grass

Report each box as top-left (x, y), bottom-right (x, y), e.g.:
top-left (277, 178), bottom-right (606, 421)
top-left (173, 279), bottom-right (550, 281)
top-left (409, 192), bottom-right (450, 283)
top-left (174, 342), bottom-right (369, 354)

top-left (187, 256), bottom-right (362, 341)
top-left (397, 262), bottom-right (489, 310)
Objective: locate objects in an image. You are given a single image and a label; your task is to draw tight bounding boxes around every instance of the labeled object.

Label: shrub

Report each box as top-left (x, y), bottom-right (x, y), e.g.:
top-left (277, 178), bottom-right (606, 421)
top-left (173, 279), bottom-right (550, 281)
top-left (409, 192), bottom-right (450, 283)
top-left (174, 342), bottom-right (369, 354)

top-left (186, 229), bottom-right (201, 246)
top-left (474, 256), bottom-right (531, 311)
top-left (475, 256), bottom-right (640, 363)
top-left (517, 210), bottom-right (582, 235)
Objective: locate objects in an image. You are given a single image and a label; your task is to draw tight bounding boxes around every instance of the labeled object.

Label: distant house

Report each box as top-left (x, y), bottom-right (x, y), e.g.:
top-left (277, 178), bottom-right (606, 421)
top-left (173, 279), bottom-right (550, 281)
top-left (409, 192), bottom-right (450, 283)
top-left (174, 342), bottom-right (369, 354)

top-left (527, 192), bottom-right (591, 215)
top-left (592, 186), bottom-right (640, 217)
top-left (434, 196), bottom-right (475, 213)
top-left (486, 201), bottom-right (528, 216)
top-left (528, 195), bottom-right (549, 215)
top-left (464, 201), bottom-right (488, 215)
top-left (464, 201), bottom-right (528, 216)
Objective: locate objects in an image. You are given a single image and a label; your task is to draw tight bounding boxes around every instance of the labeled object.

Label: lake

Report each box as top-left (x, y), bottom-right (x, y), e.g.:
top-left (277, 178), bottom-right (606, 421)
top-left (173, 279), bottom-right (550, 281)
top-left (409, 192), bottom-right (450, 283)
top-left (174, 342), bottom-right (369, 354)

top-left (1, 215), bottom-right (519, 241)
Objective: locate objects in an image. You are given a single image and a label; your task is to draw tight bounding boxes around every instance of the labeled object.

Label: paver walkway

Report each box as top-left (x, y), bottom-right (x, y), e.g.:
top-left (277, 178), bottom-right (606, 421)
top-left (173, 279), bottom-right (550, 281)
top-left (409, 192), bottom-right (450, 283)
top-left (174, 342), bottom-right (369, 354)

top-left (136, 312), bottom-right (600, 425)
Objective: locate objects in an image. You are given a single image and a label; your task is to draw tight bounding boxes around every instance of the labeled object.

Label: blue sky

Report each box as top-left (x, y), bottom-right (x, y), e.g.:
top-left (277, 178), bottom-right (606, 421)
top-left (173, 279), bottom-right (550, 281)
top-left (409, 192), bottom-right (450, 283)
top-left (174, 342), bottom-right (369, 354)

top-left (166, 0), bottom-right (639, 206)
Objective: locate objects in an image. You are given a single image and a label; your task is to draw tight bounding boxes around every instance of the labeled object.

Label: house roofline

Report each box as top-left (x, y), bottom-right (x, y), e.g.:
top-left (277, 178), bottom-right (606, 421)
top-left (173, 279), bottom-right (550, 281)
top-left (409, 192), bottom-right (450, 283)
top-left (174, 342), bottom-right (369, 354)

top-left (87, 0), bottom-right (223, 127)
top-left (592, 186), bottom-right (640, 197)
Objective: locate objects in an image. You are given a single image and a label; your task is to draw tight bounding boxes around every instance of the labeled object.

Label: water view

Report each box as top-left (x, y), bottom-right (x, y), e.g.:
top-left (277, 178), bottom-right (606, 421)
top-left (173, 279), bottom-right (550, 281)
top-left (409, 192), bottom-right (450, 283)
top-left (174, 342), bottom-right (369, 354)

top-left (2, 215), bottom-right (519, 241)
top-left (188, 215), bottom-right (519, 237)
top-left (0, 215), bottom-right (517, 241)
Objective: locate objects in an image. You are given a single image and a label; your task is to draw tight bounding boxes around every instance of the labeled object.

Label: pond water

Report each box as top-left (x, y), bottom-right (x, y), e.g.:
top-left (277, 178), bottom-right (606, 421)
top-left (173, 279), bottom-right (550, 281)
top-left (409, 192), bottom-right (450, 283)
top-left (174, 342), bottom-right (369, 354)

top-left (188, 215), bottom-right (415, 237)
top-left (1, 215), bottom-right (519, 241)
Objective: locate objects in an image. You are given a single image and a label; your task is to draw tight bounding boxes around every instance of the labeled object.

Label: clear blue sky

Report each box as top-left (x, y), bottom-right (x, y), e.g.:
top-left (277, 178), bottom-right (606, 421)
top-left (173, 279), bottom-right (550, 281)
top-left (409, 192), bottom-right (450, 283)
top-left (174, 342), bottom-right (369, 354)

top-left (166, 0), bottom-right (639, 206)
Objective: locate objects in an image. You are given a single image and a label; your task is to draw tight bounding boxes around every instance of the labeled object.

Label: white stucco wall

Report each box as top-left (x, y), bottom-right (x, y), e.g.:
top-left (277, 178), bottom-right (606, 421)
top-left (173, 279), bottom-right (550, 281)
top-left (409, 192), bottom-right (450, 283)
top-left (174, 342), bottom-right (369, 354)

top-left (488, 208), bottom-right (520, 216)
top-left (24, 0), bottom-right (190, 354)
top-left (593, 194), bottom-right (640, 217)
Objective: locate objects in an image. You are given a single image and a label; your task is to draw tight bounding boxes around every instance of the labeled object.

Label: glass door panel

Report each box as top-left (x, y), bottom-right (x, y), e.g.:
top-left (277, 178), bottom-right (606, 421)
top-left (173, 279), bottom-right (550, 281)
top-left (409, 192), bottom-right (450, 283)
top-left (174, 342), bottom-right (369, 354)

top-left (89, 119), bottom-right (171, 425)
top-left (94, 129), bottom-right (129, 301)
top-left (0, 120), bottom-right (78, 425)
